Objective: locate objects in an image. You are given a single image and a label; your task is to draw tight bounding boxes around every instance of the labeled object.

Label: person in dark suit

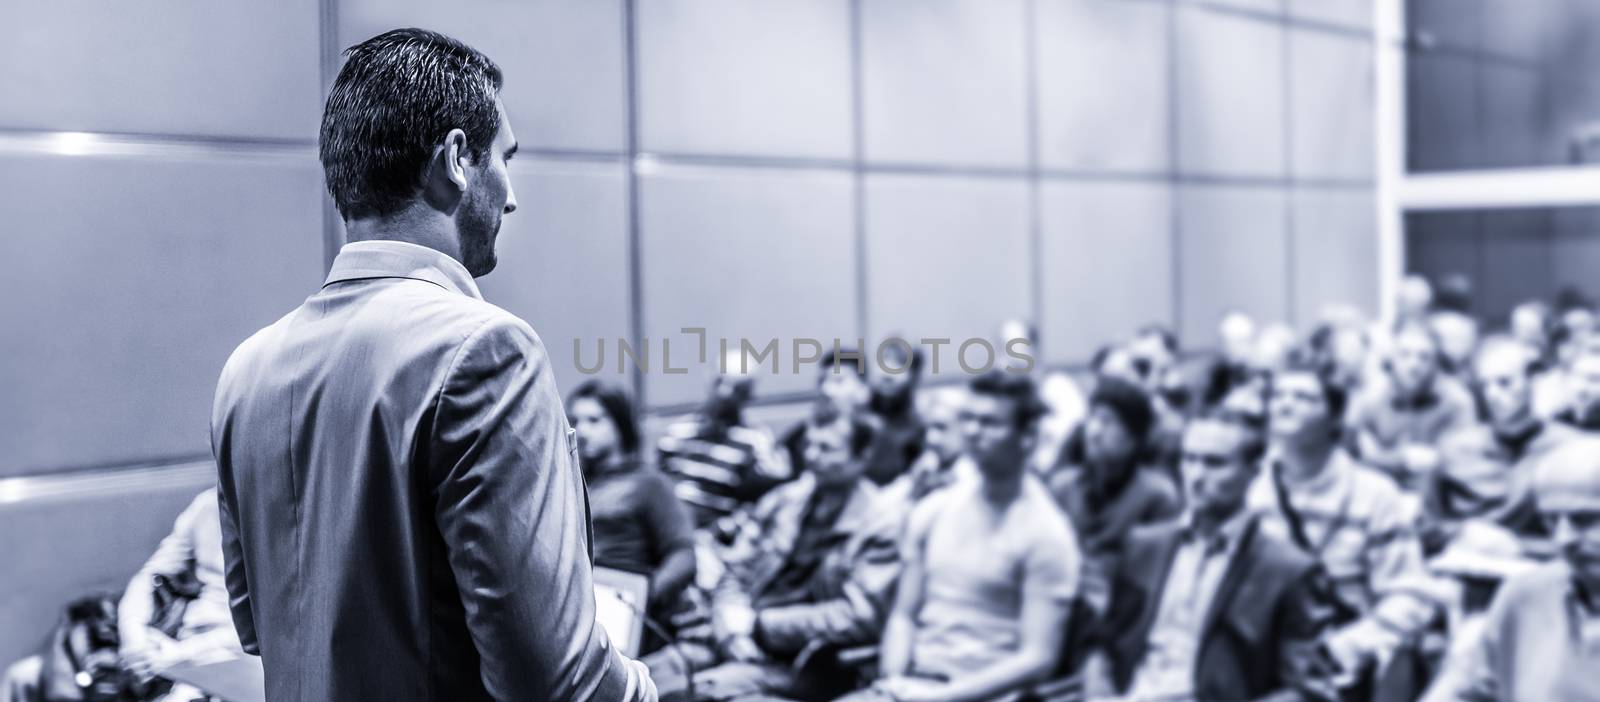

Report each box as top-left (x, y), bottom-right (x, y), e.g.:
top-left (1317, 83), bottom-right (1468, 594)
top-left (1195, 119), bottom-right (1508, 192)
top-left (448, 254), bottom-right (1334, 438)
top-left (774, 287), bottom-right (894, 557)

top-left (210, 29), bottom-right (654, 701)
top-left (1096, 413), bottom-right (1336, 701)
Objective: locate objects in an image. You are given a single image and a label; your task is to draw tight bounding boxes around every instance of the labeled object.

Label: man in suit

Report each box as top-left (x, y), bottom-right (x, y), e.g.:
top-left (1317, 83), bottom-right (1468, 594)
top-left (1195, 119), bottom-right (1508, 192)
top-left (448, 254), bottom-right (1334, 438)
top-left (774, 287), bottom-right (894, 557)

top-left (210, 28), bottom-right (654, 701)
top-left (1098, 413), bottom-right (1335, 701)
top-left (644, 416), bottom-right (901, 701)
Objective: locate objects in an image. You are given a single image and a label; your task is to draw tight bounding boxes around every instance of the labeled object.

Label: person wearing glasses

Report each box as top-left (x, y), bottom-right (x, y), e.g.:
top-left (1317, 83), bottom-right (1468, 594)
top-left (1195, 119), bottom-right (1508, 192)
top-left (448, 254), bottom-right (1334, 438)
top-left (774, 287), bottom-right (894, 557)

top-left (1092, 413), bottom-right (1337, 701)
top-left (1421, 438), bottom-right (1600, 701)
top-left (1246, 358), bottom-right (1441, 689)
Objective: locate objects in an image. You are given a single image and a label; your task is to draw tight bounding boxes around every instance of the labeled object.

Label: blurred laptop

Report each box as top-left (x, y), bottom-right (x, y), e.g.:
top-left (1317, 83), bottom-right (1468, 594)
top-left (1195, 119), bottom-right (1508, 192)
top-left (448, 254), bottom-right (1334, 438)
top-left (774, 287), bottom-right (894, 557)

top-left (593, 566), bottom-right (652, 658)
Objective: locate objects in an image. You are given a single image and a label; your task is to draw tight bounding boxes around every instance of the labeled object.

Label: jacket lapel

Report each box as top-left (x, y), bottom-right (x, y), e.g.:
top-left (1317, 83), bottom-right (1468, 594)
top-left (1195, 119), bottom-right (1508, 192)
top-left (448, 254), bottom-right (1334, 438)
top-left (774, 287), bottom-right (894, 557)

top-left (1126, 524), bottom-right (1185, 666)
top-left (1199, 515), bottom-right (1262, 644)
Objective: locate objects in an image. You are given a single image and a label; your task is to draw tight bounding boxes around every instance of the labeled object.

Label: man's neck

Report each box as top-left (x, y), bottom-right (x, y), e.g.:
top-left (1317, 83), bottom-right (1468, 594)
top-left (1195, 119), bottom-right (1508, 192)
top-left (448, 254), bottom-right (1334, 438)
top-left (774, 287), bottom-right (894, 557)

top-left (344, 207), bottom-right (463, 264)
top-left (1394, 378), bottom-right (1436, 405)
top-left (1278, 438), bottom-right (1334, 483)
top-left (1087, 457), bottom-right (1136, 496)
top-left (979, 468), bottom-right (1026, 506)
top-left (581, 450), bottom-right (618, 477)
top-left (872, 390), bottom-right (914, 419)
top-left (1192, 502), bottom-right (1246, 537)
top-left (1492, 408), bottom-right (1540, 437)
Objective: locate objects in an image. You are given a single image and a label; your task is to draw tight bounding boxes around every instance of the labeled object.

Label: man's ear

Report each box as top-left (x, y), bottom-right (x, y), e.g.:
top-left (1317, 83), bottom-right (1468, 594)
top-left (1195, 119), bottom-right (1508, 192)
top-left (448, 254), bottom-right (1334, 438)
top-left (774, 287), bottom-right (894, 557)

top-left (436, 128), bottom-right (470, 191)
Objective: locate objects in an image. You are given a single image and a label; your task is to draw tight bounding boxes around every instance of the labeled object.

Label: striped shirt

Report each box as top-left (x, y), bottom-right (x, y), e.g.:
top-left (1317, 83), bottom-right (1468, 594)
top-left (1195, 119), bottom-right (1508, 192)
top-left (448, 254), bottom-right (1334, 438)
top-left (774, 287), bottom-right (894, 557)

top-left (657, 419), bottom-right (790, 528)
top-left (1248, 450), bottom-right (1441, 657)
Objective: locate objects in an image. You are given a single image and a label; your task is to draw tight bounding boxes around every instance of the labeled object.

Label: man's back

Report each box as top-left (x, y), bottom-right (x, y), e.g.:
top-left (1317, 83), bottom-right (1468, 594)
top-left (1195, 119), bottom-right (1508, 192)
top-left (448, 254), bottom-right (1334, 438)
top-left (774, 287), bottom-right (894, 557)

top-left (212, 241), bottom-right (641, 701)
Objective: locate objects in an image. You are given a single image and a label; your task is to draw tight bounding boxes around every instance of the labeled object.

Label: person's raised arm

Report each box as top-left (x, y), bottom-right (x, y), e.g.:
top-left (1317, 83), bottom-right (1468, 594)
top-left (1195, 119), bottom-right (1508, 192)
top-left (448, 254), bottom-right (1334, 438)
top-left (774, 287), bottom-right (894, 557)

top-left (119, 491), bottom-right (206, 654)
top-left (430, 319), bottom-right (653, 702)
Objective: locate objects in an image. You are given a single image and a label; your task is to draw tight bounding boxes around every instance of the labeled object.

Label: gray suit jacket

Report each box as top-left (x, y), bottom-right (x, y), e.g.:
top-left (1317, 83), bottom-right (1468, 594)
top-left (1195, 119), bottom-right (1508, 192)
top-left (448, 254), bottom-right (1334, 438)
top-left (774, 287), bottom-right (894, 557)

top-left (212, 240), bottom-right (649, 701)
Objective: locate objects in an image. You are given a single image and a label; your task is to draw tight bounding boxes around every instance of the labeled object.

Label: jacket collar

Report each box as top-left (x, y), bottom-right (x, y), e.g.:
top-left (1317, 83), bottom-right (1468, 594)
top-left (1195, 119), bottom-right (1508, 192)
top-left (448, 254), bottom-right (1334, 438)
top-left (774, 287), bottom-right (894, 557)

top-left (787, 471), bottom-right (880, 535)
top-left (1389, 383), bottom-right (1441, 411)
top-left (324, 240), bottom-right (483, 300)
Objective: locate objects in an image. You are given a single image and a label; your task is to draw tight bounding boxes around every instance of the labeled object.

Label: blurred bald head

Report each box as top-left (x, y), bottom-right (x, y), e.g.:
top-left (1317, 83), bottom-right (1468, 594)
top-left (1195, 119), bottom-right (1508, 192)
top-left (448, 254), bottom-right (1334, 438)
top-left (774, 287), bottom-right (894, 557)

top-left (1535, 438), bottom-right (1600, 584)
top-left (1534, 438), bottom-right (1600, 514)
top-left (1472, 337), bottom-right (1537, 426)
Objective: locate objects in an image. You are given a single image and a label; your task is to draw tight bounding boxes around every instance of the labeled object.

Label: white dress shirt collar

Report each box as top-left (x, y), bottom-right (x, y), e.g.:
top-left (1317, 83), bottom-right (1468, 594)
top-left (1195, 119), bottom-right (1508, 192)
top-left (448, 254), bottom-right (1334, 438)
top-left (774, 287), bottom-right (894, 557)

top-left (324, 239), bottom-right (483, 300)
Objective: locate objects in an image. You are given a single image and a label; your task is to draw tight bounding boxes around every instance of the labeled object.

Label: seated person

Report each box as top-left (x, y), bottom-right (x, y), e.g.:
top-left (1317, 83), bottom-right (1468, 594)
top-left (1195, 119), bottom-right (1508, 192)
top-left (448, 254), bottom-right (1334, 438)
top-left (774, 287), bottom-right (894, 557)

top-left (1345, 321), bottom-right (1476, 491)
top-left (846, 372), bottom-right (1079, 702)
top-left (863, 342), bottom-right (926, 487)
top-left (780, 349), bottom-right (872, 480)
top-left (643, 416), bottom-right (900, 701)
top-left (1553, 347), bottom-right (1600, 432)
top-left (1094, 414), bottom-right (1336, 701)
top-left (1046, 378), bottom-right (1182, 613)
top-left (1428, 338), bottom-right (1578, 554)
top-left (1421, 438), bottom-right (1600, 701)
top-left (1200, 310), bottom-right (1259, 411)
top-left (4, 489), bottom-right (243, 702)
top-left (1250, 359), bottom-right (1443, 688)
top-left (658, 360), bottom-right (790, 529)
top-left (881, 387), bottom-right (973, 509)
top-left (568, 381), bottom-right (697, 620)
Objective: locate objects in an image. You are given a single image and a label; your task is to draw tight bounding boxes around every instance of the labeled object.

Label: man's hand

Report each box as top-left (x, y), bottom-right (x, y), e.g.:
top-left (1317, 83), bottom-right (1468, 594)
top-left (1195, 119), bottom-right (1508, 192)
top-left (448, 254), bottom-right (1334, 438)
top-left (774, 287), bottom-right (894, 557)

top-left (878, 676), bottom-right (947, 702)
top-left (1318, 632), bottom-right (1372, 690)
top-left (121, 629), bottom-right (178, 680)
top-left (723, 635), bottom-right (765, 664)
top-left (1401, 444), bottom-right (1441, 476)
top-left (712, 603), bottom-right (756, 643)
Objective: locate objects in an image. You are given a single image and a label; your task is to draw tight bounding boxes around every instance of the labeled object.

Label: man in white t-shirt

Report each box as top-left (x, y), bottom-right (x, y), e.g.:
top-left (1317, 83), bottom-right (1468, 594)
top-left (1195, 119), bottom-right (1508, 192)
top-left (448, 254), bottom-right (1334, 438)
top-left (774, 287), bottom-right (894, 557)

top-left (847, 371), bottom-right (1081, 702)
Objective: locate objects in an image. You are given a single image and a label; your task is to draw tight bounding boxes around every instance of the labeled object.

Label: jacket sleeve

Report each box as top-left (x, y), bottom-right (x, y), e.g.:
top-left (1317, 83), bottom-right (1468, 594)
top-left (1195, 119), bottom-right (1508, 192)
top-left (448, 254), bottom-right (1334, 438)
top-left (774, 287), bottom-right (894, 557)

top-left (429, 319), bottom-right (653, 702)
top-left (1328, 489), bottom-right (1441, 667)
top-left (215, 477), bottom-right (259, 656)
top-left (753, 510), bottom-right (902, 652)
top-left (1273, 566), bottom-right (1341, 702)
top-left (1418, 584), bottom-right (1508, 702)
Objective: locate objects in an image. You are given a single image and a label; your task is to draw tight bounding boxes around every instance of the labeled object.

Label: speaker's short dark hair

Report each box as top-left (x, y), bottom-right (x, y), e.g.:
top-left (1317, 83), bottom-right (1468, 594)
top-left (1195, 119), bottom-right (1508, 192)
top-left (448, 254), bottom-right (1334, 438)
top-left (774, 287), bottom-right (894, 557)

top-left (320, 28), bottom-right (504, 220)
top-left (968, 370), bottom-right (1047, 430)
top-left (568, 380), bottom-right (642, 455)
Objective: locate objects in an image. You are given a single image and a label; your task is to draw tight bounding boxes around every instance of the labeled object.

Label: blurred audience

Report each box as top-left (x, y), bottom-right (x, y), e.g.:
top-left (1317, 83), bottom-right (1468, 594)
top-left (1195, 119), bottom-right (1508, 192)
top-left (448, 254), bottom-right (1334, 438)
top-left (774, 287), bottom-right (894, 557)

top-left (1345, 321), bottom-right (1476, 491)
top-left (1554, 346), bottom-right (1600, 432)
top-left (568, 381), bottom-right (697, 616)
top-left (781, 349), bottom-right (872, 481)
top-left (646, 417), bottom-right (900, 701)
top-left (658, 358), bottom-right (790, 529)
top-left (1427, 339), bottom-right (1578, 554)
top-left (881, 387), bottom-right (972, 509)
top-left (25, 268), bottom-right (1600, 701)
top-left (1429, 273), bottom-right (1480, 381)
top-left (1201, 310), bottom-right (1258, 410)
top-left (1422, 438), bottom-right (1600, 701)
top-left (863, 341), bottom-right (926, 486)
top-left (5, 490), bottom-right (243, 702)
top-left (1046, 378), bottom-right (1182, 614)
